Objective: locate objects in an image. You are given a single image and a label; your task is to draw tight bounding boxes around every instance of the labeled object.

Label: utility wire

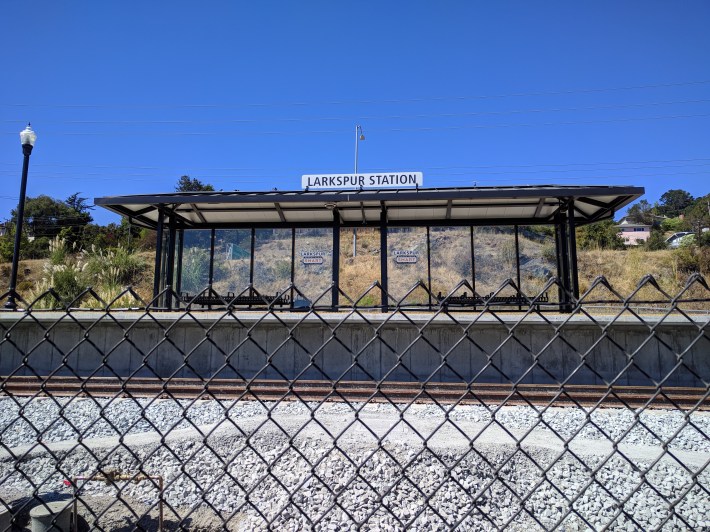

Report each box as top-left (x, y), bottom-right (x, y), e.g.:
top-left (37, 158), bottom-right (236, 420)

top-left (3, 97), bottom-right (710, 125)
top-left (5, 111), bottom-right (706, 137)
top-left (2, 161), bottom-right (709, 180)
top-left (2, 79), bottom-right (710, 109)
top-left (2, 156), bottom-right (710, 172)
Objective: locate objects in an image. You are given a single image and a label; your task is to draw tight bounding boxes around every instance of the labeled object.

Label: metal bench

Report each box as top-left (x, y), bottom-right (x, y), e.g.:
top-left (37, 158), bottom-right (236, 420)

top-left (436, 291), bottom-right (549, 308)
top-left (180, 291), bottom-right (291, 308)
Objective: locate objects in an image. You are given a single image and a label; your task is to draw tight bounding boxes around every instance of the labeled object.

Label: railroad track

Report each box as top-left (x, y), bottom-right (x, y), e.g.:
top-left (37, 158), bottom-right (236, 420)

top-left (2, 376), bottom-right (708, 410)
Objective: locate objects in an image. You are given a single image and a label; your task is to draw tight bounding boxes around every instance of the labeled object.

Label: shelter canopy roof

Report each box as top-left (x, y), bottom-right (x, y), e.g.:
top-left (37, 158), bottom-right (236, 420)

top-left (94, 185), bottom-right (644, 229)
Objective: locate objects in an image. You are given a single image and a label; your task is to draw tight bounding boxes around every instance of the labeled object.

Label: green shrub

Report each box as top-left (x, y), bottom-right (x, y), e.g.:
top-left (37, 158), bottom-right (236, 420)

top-left (181, 247), bottom-right (210, 293)
top-left (49, 236), bottom-right (67, 266)
top-left (541, 242), bottom-right (557, 264)
top-left (82, 245), bottom-right (147, 287)
top-left (661, 217), bottom-right (691, 232)
top-left (51, 264), bottom-right (85, 304)
top-left (643, 229), bottom-right (667, 251)
top-left (672, 247), bottom-right (699, 273)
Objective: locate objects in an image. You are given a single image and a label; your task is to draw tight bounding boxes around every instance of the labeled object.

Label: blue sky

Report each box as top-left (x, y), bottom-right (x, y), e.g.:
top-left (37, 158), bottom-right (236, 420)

top-left (1, 2), bottom-right (709, 225)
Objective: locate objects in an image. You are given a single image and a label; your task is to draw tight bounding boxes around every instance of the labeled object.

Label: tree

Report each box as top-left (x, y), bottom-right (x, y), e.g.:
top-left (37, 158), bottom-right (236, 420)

top-left (685, 193), bottom-right (710, 243)
top-left (576, 220), bottom-right (626, 250)
top-left (626, 199), bottom-right (656, 225)
top-left (176, 175), bottom-right (214, 192)
top-left (658, 189), bottom-right (694, 217)
top-left (11, 195), bottom-right (92, 244)
top-left (65, 192), bottom-right (94, 215)
top-left (643, 228), bottom-right (667, 251)
top-left (661, 217), bottom-right (691, 232)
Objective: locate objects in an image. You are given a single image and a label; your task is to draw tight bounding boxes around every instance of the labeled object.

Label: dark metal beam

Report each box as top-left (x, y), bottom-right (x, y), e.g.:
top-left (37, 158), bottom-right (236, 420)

top-left (290, 228), bottom-right (295, 308)
top-left (152, 209), bottom-right (165, 303)
top-left (165, 216), bottom-right (176, 309)
top-left (534, 197), bottom-right (546, 218)
top-left (380, 204), bottom-right (388, 312)
top-left (333, 210), bottom-right (340, 309)
top-left (515, 225), bottom-right (521, 309)
top-left (557, 210), bottom-right (572, 312)
top-left (446, 199), bottom-right (452, 220)
top-left (585, 195), bottom-right (633, 223)
top-left (577, 196), bottom-right (612, 209)
top-left (426, 226), bottom-right (432, 308)
top-left (274, 202), bottom-right (286, 222)
top-left (175, 229), bottom-right (184, 296)
top-left (209, 229), bottom-right (216, 287)
top-left (95, 184), bottom-right (645, 207)
top-left (171, 201), bottom-right (551, 215)
top-left (161, 217), bottom-right (564, 230)
top-left (191, 204), bottom-right (208, 224)
top-left (567, 201), bottom-right (580, 301)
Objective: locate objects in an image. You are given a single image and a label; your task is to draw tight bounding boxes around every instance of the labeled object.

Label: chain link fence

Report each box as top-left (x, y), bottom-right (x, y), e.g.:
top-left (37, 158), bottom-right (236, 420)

top-left (0, 274), bottom-right (708, 531)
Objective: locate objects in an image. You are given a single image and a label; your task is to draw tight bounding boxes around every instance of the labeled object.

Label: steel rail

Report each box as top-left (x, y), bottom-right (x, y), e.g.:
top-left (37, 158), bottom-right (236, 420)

top-left (2, 376), bottom-right (707, 410)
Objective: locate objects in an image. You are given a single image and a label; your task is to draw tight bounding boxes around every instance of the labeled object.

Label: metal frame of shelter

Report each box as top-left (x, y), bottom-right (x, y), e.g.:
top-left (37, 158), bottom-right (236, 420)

top-left (95, 185), bottom-right (644, 312)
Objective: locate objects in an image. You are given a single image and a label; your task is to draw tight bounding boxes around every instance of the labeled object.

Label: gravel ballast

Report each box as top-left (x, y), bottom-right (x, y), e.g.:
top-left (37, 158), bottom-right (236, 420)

top-left (1, 396), bottom-right (708, 531)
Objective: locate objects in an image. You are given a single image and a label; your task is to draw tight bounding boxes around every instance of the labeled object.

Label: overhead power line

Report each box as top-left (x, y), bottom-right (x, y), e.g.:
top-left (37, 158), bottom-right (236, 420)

top-left (2, 156), bottom-right (710, 172)
top-left (3, 97), bottom-right (710, 125)
top-left (3, 111), bottom-right (706, 137)
top-left (2, 79), bottom-right (709, 109)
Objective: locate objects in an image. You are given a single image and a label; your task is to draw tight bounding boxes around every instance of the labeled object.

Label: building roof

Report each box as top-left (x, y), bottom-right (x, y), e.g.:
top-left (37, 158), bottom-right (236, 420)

top-left (94, 184), bottom-right (644, 230)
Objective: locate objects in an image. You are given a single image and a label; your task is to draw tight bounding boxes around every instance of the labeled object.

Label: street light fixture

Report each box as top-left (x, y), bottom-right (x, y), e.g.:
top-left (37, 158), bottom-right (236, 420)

top-left (5, 124), bottom-right (37, 310)
top-left (354, 124), bottom-right (365, 175)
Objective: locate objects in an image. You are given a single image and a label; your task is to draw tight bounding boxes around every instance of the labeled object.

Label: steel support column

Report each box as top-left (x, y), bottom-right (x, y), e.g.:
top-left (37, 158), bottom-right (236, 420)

top-left (426, 226), bottom-right (432, 309)
top-left (249, 228), bottom-right (255, 288)
top-left (152, 208), bottom-right (165, 305)
top-left (556, 209), bottom-right (572, 311)
top-left (165, 216), bottom-right (176, 309)
top-left (470, 227), bottom-right (477, 309)
top-left (333, 212), bottom-right (340, 309)
top-left (567, 200), bottom-right (580, 302)
top-left (554, 224), bottom-right (563, 307)
top-left (175, 229), bottom-right (184, 296)
top-left (380, 206), bottom-right (388, 312)
top-left (290, 228), bottom-right (295, 308)
top-left (208, 229), bottom-right (216, 287)
top-left (515, 225), bottom-right (522, 310)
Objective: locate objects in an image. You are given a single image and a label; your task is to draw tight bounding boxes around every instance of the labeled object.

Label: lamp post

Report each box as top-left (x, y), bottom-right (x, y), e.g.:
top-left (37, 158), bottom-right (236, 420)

top-left (353, 125), bottom-right (365, 257)
top-left (5, 124), bottom-right (37, 310)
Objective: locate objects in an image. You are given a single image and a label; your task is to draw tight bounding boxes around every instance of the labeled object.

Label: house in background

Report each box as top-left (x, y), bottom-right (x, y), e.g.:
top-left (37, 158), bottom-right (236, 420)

top-left (616, 216), bottom-right (651, 246)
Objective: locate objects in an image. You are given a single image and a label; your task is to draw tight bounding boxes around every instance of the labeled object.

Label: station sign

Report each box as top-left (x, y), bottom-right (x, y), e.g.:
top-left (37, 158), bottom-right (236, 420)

top-left (393, 249), bottom-right (419, 264)
top-left (301, 250), bottom-right (328, 265)
top-left (302, 172), bottom-right (423, 190)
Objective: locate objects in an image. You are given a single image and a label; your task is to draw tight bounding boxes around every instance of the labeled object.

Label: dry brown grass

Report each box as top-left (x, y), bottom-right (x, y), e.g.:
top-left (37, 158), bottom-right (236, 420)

top-left (578, 248), bottom-right (709, 297)
top-left (0, 252), bottom-right (155, 306)
top-left (3, 238), bottom-right (708, 308)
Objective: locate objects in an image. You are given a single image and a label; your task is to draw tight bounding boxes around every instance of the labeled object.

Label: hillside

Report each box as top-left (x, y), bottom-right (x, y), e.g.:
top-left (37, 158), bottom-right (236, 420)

top-left (1, 229), bottom-right (708, 308)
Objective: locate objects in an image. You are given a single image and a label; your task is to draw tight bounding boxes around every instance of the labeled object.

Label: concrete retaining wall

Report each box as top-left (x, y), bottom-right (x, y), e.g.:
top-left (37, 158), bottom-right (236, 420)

top-left (1, 311), bottom-right (708, 386)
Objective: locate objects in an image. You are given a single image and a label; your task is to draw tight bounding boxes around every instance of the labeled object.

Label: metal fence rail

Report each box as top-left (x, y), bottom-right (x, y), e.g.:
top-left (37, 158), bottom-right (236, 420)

top-left (0, 275), bottom-right (709, 531)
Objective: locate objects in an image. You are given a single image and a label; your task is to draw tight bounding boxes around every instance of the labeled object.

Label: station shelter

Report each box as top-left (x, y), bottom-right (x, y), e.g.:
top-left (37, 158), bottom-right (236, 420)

top-left (95, 185), bottom-right (644, 311)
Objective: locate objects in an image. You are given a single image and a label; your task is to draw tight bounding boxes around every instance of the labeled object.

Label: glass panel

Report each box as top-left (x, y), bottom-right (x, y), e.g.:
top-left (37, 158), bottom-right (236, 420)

top-left (387, 227), bottom-right (428, 305)
top-left (253, 228), bottom-right (292, 296)
top-left (518, 225), bottom-right (558, 303)
top-left (340, 227), bottom-right (381, 306)
top-left (180, 229), bottom-right (213, 295)
top-left (430, 227), bottom-right (473, 301)
top-left (473, 226), bottom-right (518, 299)
top-left (293, 228), bottom-right (333, 307)
top-left (212, 229), bottom-right (251, 296)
